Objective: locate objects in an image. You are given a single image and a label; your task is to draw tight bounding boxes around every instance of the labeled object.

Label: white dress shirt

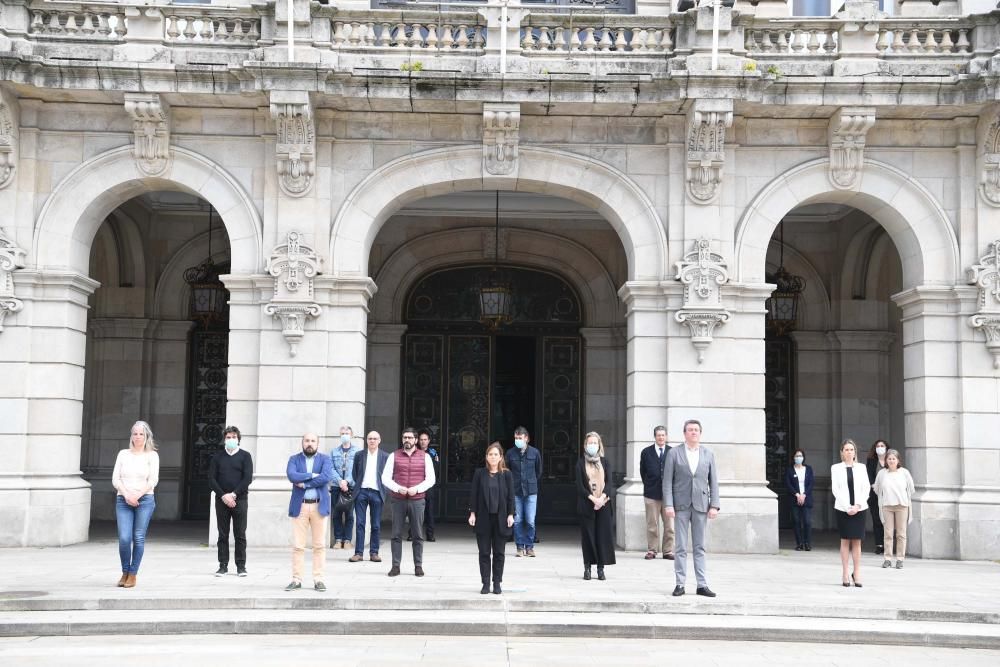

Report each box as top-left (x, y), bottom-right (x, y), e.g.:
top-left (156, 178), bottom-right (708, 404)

top-left (685, 446), bottom-right (700, 475)
top-left (381, 449), bottom-right (436, 494)
top-left (362, 449), bottom-right (380, 490)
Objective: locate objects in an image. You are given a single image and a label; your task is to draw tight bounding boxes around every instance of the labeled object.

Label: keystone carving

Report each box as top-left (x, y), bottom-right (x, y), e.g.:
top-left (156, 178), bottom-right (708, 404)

top-left (968, 239), bottom-right (1000, 368)
top-left (980, 116), bottom-right (1000, 207)
top-left (265, 231), bottom-right (322, 356)
top-left (0, 226), bottom-right (26, 333)
top-left (828, 107), bottom-right (875, 189)
top-left (269, 91), bottom-right (315, 198)
top-left (483, 103), bottom-right (520, 177)
top-left (0, 89), bottom-right (16, 190)
top-left (123, 93), bottom-right (170, 176)
top-left (674, 238), bottom-right (731, 363)
top-left (686, 101), bottom-right (733, 204)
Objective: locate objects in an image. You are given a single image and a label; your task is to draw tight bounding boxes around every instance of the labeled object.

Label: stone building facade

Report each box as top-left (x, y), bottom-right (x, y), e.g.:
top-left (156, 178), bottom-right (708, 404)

top-left (0, 0), bottom-right (998, 559)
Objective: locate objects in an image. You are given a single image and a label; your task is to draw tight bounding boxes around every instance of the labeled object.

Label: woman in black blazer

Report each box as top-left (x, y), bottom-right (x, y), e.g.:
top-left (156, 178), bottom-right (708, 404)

top-left (784, 449), bottom-right (814, 551)
top-left (576, 431), bottom-right (616, 581)
top-left (468, 442), bottom-right (515, 595)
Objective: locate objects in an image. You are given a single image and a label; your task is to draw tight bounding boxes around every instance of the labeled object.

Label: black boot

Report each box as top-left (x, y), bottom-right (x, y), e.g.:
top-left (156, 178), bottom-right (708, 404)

top-left (583, 565), bottom-right (591, 580)
top-left (492, 581), bottom-right (502, 594)
top-left (597, 566), bottom-right (606, 581)
top-left (480, 581), bottom-right (490, 594)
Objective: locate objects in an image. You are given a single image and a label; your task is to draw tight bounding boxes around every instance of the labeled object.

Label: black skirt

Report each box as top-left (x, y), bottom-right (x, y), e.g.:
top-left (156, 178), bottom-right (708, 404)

top-left (835, 508), bottom-right (867, 540)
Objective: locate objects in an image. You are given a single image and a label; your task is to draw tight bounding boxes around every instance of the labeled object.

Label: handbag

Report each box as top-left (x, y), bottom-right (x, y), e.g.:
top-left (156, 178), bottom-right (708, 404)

top-left (334, 487), bottom-right (355, 514)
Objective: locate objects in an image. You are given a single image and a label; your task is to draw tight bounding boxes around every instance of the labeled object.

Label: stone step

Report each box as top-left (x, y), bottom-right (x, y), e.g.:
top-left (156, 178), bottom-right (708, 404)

top-left (1, 608), bottom-right (999, 649)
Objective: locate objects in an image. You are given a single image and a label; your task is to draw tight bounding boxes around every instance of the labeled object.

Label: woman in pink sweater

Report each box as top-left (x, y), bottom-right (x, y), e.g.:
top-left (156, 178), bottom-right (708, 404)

top-left (112, 421), bottom-right (160, 588)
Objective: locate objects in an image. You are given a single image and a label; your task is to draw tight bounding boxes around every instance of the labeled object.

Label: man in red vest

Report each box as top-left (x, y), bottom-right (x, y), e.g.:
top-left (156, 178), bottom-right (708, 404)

top-left (382, 426), bottom-right (437, 577)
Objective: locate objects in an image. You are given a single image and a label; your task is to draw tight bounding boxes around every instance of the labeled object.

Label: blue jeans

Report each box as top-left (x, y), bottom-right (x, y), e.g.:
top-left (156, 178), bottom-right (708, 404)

top-left (353, 487), bottom-right (384, 555)
top-left (116, 494), bottom-right (155, 574)
top-left (513, 494), bottom-right (537, 549)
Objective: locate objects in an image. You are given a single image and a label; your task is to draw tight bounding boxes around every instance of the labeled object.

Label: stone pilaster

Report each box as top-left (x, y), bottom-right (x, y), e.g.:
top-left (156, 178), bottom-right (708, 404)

top-left (366, 323), bottom-right (408, 444)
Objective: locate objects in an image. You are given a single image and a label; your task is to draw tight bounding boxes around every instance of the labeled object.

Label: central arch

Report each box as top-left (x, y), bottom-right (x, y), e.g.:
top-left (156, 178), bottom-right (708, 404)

top-left (330, 146), bottom-right (668, 281)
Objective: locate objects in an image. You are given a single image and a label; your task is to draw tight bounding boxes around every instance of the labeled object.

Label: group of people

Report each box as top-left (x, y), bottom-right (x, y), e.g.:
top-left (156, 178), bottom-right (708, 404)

top-left (110, 418), bottom-right (911, 595)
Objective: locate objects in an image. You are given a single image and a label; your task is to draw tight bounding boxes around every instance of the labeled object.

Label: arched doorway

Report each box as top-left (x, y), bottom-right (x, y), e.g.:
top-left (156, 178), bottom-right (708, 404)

top-left (401, 265), bottom-right (584, 522)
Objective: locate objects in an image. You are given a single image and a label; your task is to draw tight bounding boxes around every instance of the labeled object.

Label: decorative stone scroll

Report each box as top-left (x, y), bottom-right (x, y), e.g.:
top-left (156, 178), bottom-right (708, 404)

top-left (686, 100), bottom-right (733, 204)
top-left (674, 238), bottom-right (731, 363)
top-left (967, 239), bottom-right (1000, 368)
top-left (979, 116), bottom-right (1000, 207)
top-left (483, 103), bottom-right (520, 176)
top-left (265, 231), bottom-right (323, 356)
top-left (828, 107), bottom-right (875, 190)
top-left (123, 93), bottom-right (171, 176)
top-left (0, 227), bottom-right (26, 333)
top-left (269, 91), bottom-right (315, 198)
top-left (0, 90), bottom-right (16, 190)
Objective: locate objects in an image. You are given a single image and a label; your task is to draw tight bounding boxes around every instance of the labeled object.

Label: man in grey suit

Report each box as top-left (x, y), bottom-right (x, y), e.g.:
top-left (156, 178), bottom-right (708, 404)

top-left (663, 419), bottom-right (719, 597)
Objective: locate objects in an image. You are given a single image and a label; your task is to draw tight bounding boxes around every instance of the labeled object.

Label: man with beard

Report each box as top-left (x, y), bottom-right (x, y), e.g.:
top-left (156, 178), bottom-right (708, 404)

top-left (382, 427), bottom-right (436, 577)
top-left (285, 432), bottom-right (333, 592)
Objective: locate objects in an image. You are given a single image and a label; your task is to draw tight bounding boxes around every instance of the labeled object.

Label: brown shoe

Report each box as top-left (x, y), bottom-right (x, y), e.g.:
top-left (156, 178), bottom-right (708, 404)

top-left (370, 554), bottom-right (382, 562)
top-left (644, 551), bottom-right (656, 560)
top-left (388, 566), bottom-right (400, 577)
top-left (663, 553), bottom-right (675, 560)
top-left (123, 574), bottom-right (136, 588)
top-left (414, 566), bottom-right (425, 577)
top-left (349, 554), bottom-right (363, 562)
top-left (117, 573), bottom-right (128, 587)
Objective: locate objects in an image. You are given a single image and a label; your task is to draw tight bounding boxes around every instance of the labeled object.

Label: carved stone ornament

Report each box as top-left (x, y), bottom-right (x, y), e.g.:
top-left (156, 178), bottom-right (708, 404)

top-left (674, 238), bottom-right (731, 363)
top-left (123, 93), bottom-right (171, 177)
top-left (265, 231), bottom-right (322, 356)
top-left (979, 116), bottom-right (1000, 207)
top-left (483, 103), bottom-right (520, 177)
top-left (269, 91), bottom-right (315, 198)
top-left (967, 239), bottom-right (1000, 368)
top-left (0, 227), bottom-right (26, 333)
top-left (828, 107), bottom-right (875, 190)
top-left (0, 90), bottom-right (16, 190)
top-left (686, 101), bottom-right (733, 204)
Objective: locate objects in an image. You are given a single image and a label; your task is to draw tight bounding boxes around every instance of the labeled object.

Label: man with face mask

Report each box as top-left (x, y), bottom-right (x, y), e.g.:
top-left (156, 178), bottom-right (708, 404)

top-left (505, 426), bottom-right (542, 557)
top-left (209, 425), bottom-right (254, 577)
top-left (330, 425), bottom-right (360, 550)
top-left (382, 427), bottom-right (436, 576)
top-left (285, 432), bottom-right (334, 591)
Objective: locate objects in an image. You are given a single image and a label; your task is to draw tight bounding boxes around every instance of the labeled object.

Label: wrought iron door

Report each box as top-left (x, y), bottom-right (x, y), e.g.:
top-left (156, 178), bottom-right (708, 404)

top-left (765, 336), bottom-right (794, 529)
top-left (184, 330), bottom-right (229, 518)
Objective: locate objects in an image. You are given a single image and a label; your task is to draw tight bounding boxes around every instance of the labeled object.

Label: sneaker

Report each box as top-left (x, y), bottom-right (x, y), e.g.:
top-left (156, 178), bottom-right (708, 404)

top-left (237, 567), bottom-right (247, 577)
top-left (516, 548), bottom-right (525, 557)
top-left (882, 559), bottom-right (892, 568)
top-left (215, 565), bottom-right (228, 577)
top-left (343, 541), bottom-right (352, 551)
top-left (349, 554), bottom-right (364, 563)
top-left (314, 581), bottom-right (326, 592)
top-left (896, 561), bottom-right (904, 569)
top-left (284, 580), bottom-right (302, 591)
top-left (414, 566), bottom-right (425, 577)
top-left (526, 548), bottom-right (536, 557)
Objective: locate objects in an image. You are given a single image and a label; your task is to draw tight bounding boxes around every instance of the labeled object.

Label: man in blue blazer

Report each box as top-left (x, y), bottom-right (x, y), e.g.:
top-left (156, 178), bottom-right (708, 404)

top-left (285, 432), bottom-right (333, 592)
top-left (664, 419), bottom-right (720, 598)
top-left (349, 430), bottom-right (390, 563)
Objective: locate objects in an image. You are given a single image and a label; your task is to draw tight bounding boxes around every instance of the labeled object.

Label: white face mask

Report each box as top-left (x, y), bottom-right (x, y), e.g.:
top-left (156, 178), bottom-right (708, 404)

top-left (876, 446), bottom-right (886, 456)
top-left (224, 439), bottom-right (239, 452)
top-left (514, 439), bottom-right (526, 450)
top-left (340, 434), bottom-right (351, 445)
top-left (585, 443), bottom-right (600, 457)
top-left (793, 456), bottom-right (804, 465)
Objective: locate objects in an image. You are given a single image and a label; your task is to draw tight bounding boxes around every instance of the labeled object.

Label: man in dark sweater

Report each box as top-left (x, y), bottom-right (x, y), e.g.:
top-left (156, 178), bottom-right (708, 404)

top-left (210, 425), bottom-right (254, 576)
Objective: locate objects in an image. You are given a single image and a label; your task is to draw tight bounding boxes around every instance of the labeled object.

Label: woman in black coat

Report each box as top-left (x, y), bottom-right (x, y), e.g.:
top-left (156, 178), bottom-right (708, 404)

top-left (784, 449), bottom-right (815, 551)
top-left (576, 431), bottom-right (616, 581)
top-left (468, 442), bottom-right (515, 595)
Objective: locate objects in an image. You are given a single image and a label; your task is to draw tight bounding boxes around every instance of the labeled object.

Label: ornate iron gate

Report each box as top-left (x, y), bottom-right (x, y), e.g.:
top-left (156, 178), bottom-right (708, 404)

top-left (765, 335), bottom-right (794, 529)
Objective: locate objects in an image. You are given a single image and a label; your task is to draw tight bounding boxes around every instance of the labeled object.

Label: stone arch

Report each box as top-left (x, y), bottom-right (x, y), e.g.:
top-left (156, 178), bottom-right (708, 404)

top-left (153, 228), bottom-right (232, 320)
top-left (371, 227), bottom-right (623, 327)
top-left (331, 146), bottom-right (667, 281)
top-left (735, 158), bottom-right (959, 289)
top-left (33, 146), bottom-right (263, 274)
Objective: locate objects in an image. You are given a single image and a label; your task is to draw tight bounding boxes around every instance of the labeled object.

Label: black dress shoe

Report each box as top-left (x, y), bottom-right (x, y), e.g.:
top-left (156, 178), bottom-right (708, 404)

top-left (804, 544), bottom-right (812, 551)
top-left (426, 537), bottom-right (436, 542)
top-left (492, 582), bottom-right (502, 594)
top-left (597, 567), bottom-right (606, 581)
top-left (663, 553), bottom-right (675, 560)
top-left (583, 566), bottom-right (591, 581)
top-left (795, 545), bottom-right (803, 551)
top-left (875, 546), bottom-right (884, 555)
top-left (388, 566), bottom-right (401, 577)
top-left (480, 583), bottom-right (490, 594)
top-left (672, 585), bottom-right (685, 596)
top-left (414, 566), bottom-right (425, 577)
top-left (696, 587), bottom-right (717, 598)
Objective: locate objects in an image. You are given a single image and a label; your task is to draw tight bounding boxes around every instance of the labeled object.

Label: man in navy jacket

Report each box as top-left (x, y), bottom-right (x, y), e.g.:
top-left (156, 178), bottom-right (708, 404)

top-left (639, 425), bottom-right (674, 560)
top-left (505, 426), bottom-right (542, 557)
top-left (285, 432), bottom-right (333, 592)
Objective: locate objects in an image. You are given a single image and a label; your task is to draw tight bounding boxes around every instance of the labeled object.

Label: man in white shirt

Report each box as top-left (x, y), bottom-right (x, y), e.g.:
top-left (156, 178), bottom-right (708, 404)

top-left (382, 427), bottom-right (436, 577)
top-left (349, 431), bottom-right (390, 563)
top-left (663, 419), bottom-right (720, 598)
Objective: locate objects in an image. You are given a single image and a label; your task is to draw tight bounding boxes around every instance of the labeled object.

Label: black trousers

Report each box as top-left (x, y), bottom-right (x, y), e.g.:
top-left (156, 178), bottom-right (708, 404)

top-left (215, 495), bottom-right (248, 568)
top-left (476, 513), bottom-right (506, 584)
top-left (424, 489), bottom-right (436, 538)
top-left (869, 490), bottom-right (884, 548)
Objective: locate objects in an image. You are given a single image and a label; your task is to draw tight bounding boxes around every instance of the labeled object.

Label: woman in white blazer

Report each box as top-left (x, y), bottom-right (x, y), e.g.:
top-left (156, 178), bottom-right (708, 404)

top-left (831, 439), bottom-right (870, 588)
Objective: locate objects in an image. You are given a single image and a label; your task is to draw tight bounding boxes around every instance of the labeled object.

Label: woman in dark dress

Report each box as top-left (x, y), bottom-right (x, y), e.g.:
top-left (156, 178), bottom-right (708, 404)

top-left (784, 449), bottom-right (814, 551)
top-left (866, 439), bottom-right (889, 555)
top-left (831, 438), bottom-right (870, 587)
top-left (468, 442), bottom-right (515, 594)
top-left (576, 431), bottom-right (616, 581)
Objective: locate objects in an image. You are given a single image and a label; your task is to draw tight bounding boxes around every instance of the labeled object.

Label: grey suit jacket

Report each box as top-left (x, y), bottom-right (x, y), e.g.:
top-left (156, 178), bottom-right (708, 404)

top-left (662, 445), bottom-right (720, 513)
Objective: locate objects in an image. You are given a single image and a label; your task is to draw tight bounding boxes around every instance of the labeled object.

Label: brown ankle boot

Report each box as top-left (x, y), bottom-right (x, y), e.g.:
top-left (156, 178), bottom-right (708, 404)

top-left (123, 574), bottom-right (136, 588)
top-left (117, 573), bottom-right (128, 587)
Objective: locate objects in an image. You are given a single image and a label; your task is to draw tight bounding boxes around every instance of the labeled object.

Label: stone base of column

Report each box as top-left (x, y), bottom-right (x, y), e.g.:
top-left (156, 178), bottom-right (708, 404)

top-left (0, 475), bottom-right (91, 547)
top-left (705, 482), bottom-right (778, 554)
top-left (957, 489), bottom-right (1000, 560)
top-left (909, 490), bottom-right (959, 559)
top-left (615, 481), bottom-right (649, 550)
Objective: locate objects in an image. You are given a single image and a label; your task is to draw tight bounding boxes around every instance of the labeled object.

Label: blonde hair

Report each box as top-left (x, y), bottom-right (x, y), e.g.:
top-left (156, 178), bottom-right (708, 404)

top-left (131, 420), bottom-right (157, 452)
top-left (583, 431), bottom-right (605, 458)
top-left (840, 438), bottom-right (856, 462)
top-left (485, 441), bottom-right (508, 472)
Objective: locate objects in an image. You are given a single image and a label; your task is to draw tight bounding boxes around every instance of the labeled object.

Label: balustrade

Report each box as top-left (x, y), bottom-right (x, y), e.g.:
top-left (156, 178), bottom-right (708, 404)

top-left (29, 7), bottom-right (127, 40)
top-left (876, 25), bottom-right (972, 56)
top-left (744, 26), bottom-right (838, 55)
top-left (520, 19), bottom-right (674, 54)
top-left (330, 19), bottom-right (486, 51)
top-left (165, 15), bottom-right (261, 46)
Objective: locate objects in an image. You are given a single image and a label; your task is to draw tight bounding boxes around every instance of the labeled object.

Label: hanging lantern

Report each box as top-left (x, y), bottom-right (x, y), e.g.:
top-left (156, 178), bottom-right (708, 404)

top-left (478, 191), bottom-right (514, 330)
top-left (765, 221), bottom-right (806, 336)
top-left (183, 207), bottom-right (229, 327)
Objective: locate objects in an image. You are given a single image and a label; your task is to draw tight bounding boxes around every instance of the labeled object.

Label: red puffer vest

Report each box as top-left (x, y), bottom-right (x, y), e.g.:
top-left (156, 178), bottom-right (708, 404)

top-left (391, 449), bottom-right (427, 500)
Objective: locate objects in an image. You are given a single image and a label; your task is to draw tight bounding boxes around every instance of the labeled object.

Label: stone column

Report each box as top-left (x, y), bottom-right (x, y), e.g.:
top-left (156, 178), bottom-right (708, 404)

top-left (580, 326), bottom-right (627, 467)
top-left (831, 330), bottom-right (896, 448)
top-left (615, 281), bottom-right (670, 550)
top-left (366, 323), bottom-right (408, 441)
top-left (0, 270), bottom-right (98, 546)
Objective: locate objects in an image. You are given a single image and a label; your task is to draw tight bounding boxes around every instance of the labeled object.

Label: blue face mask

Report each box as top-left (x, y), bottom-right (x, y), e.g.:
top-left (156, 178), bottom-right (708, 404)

top-left (585, 444), bottom-right (600, 457)
top-left (224, 439), bottom-right (239, 453)
top-left (514, 439), bottom-right (526, 450)
top-left (794, 456), bottom-right (804, 465)
top-left (340, 434), bottom-right (351, 446)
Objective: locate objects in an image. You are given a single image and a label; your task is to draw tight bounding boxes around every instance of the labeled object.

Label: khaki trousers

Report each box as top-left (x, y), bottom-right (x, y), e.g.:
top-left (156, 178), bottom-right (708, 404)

top-left (643, 497), bottom-right (675, 554)
top-left (882, 505), bottom-right (908, 562)
top-left (291, 502), bottom-right (328, 582)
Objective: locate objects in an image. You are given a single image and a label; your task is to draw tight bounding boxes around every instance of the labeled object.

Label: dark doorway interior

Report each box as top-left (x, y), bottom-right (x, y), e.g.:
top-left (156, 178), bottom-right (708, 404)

top-left (493, 336), bottom-right (536, 444)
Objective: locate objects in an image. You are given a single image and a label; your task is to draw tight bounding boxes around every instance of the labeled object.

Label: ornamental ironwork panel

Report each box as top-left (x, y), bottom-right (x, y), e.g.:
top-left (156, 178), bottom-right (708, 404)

top-left (403, 334), bottom-right (445, 448)
top-left (765, 335), bottom-right (794, 529)
top-left (542, 336), bottom-right (581, 485)
top-left (184, 329), bottom-right (229, 518)
top-left (445, 335), bottom-right (493, 485)
top-left (407, 265), bottom-right (580, 326)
